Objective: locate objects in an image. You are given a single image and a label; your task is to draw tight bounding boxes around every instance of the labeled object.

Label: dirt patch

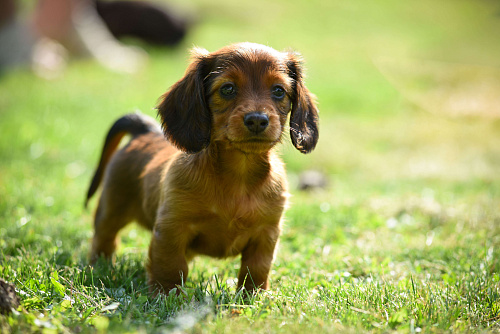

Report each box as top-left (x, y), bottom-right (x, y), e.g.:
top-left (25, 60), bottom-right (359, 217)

top-left (0, 278), bottom-right (20, 314)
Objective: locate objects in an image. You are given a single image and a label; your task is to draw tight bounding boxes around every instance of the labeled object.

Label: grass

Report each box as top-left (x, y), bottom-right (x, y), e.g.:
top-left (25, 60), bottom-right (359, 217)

top-left (1, 0), bottom-right (500, 332)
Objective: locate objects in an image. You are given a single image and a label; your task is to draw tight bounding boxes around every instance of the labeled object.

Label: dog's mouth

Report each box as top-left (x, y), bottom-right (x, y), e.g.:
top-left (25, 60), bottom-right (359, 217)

top-left (228, 137), bottom-right (279, 153)
top-left (231, 135), bottom-right (278, 144)
top-left (240, 138), bottom-right (273, 143)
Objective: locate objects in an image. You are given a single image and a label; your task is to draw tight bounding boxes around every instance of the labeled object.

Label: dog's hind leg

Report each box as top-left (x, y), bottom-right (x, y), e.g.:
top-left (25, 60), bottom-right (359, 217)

top-left (89, 198), bottom-right (132, 264)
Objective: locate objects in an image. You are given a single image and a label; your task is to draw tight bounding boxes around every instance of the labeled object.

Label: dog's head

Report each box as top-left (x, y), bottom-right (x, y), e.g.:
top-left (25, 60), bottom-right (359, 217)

top-left (157, 42), bottom-right (319, 154)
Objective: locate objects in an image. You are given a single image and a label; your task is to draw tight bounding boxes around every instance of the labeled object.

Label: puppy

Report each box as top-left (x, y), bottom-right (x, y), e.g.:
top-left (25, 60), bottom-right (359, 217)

top-left (86, 42), bottom-right (319, 295)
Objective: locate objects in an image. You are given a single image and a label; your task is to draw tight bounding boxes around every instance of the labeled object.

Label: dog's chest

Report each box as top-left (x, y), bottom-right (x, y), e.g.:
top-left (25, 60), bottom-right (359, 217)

top-left (186, 193), bottom-right (275, 258)
top-left (187, 224), bottom-right (252, 258)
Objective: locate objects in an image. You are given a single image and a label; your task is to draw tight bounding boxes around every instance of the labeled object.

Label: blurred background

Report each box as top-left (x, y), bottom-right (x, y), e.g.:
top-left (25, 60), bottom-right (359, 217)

top-left (1, 0), bottom-right (500, 217)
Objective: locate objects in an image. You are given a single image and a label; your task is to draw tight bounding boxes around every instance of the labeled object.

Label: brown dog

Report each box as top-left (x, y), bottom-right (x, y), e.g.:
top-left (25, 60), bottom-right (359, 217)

top-left (85, 42), bottom-right (319, 294)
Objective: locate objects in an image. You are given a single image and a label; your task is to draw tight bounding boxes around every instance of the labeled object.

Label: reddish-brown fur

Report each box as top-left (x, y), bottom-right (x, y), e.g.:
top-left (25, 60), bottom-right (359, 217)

top-left (86, 43), bottom-right (319, 295)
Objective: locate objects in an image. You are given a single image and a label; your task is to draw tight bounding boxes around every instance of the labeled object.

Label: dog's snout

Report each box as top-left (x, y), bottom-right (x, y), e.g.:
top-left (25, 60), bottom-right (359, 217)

top-left (244, 112), bottom-right (269, 134)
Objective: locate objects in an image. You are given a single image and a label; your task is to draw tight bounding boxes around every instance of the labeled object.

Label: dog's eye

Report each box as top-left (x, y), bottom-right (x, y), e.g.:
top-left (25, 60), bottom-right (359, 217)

top-left (220, 83), bottom-right (237, 98)
top-left (271, 85), bottom-right (286, 100)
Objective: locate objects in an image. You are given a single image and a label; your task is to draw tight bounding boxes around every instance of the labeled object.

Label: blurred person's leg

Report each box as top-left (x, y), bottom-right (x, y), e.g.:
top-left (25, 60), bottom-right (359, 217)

top-left (2, 0), bottom-right (189, 75)
top-left (33, 0), bottom-right (73, 45)
top-left (0, 0), bottom-right (36, 70)
top-left (34, 0), bottom-right (146, 73)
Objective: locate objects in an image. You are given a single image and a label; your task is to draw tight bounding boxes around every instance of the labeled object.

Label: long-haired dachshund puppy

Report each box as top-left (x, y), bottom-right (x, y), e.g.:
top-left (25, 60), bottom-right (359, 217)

top-left (85, 42), bottom-right (319, 294)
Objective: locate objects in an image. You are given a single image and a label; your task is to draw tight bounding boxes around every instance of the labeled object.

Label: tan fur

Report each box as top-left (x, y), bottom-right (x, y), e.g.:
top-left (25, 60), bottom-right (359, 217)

top-left (87, 43), bottom-right (319, 295)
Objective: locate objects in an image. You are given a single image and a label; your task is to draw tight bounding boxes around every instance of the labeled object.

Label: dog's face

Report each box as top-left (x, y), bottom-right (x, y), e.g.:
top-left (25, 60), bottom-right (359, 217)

top-left (157, 43), bottom-right (319, 154)
top-left (208, 44), bottom-right (294, 154)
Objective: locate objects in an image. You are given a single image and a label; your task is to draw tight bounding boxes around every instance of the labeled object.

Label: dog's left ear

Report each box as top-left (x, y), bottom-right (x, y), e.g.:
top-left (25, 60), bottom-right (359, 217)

top-left (157, 48), bottom-right (214, 153)
top-left (286, 53), bottom-right (319, 154)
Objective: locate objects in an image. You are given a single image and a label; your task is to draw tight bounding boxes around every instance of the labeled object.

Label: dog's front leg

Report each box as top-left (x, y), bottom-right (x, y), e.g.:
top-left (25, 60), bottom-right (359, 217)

top-left (237, 227), bottom-right (280, 292)
top-left (147, 223), bottom-right (189, 296)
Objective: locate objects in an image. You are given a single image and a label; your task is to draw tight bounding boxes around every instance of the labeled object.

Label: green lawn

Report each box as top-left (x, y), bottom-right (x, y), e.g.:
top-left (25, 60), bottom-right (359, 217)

top-left (1, 0), bottom-right (500, 332)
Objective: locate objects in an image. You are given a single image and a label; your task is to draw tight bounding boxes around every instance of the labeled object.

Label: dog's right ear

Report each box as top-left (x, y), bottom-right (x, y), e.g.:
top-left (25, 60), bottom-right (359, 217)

top-left (286, 52), bottom-right (319, 154)
top-left (157, 48), bottom-right (214, 153)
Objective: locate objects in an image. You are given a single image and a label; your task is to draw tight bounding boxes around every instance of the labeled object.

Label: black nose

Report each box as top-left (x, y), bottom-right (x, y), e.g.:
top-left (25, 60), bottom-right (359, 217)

top-left (244, 112), bottom-right (269, 134)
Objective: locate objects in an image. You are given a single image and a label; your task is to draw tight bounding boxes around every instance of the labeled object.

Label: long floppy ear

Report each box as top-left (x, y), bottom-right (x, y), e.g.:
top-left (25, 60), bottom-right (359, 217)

top-left (286, 53), bottom-right (319, 154)
top-left (156, 48), bottom-right (214, 153)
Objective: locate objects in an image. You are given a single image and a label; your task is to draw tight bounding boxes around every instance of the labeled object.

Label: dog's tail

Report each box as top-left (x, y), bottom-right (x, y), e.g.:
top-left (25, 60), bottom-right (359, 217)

top-left (85, 112), bottom-right (162, 208)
